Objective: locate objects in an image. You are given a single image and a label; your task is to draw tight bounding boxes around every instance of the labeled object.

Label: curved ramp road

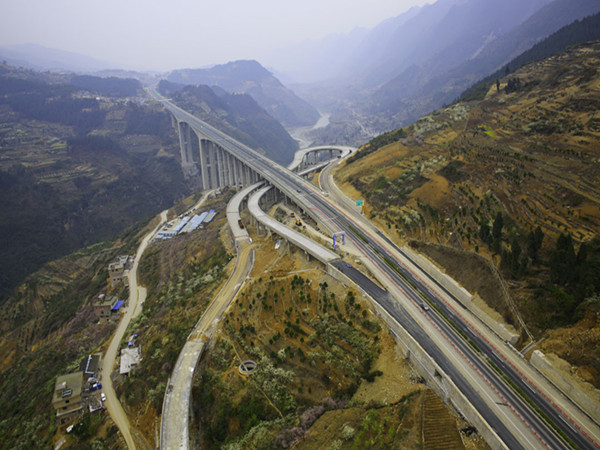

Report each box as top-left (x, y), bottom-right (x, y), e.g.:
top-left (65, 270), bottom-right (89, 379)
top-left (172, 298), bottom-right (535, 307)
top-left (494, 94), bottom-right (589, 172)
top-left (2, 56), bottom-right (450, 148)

top-left (160, 189), bottom-right (256, 449)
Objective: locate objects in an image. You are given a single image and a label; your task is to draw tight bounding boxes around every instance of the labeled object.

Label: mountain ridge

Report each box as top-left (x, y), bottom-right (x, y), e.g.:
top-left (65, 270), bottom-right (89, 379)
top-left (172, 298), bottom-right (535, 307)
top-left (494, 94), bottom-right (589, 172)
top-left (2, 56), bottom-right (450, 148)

top-left (157, 79), bottom-right (298, 165)
top-left (0, 43), bottom-right (118, 73)
top-left (167, 60), bottom-right (320, 128)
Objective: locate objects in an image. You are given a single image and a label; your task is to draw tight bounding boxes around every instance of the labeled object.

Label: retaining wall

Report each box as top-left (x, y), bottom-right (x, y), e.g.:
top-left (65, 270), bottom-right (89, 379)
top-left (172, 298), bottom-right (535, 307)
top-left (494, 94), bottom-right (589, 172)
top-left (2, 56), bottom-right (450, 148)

top-left (401, 246), bottom-right (518, 345)
top-left (531, 350), bottom-right (600, 423)
top-left (327, 263), bottom-right (509, 450)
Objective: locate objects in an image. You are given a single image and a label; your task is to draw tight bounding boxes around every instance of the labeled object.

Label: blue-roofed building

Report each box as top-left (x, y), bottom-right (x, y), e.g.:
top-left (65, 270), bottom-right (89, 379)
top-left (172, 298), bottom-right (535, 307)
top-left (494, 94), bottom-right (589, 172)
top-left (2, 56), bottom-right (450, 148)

top-left (112, 300), bottom-right (124, 311)
top-left (180, 214), bottom-right (204, 233)
top-left (172, 216), bottom-right (191, 234)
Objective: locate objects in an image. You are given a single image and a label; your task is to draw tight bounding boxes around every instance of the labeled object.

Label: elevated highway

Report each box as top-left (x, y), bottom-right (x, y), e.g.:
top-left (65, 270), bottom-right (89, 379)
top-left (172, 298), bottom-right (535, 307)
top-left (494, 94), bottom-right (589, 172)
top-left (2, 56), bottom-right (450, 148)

top-left (288, 145), bottom-right (353, 171)
top-left (247, 185), bottom-right (339, 264)
top-left (150, 88), bottom-right (599, 449)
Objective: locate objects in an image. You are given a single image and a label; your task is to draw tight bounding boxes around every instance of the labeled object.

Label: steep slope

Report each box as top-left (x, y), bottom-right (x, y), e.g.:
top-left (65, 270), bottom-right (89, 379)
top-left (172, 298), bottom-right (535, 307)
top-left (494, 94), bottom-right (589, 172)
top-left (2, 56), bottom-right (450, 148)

top-left (336, 42), bottom-right (600, 344)
top-left (158, 80), bottom-right (298, 165)
top-left (376, 0), bottom-right (600, 127)
top-left (298, 0), bottom-right (600, 146)
top-left (0, 65), bottom-right (188, 300)
top-left (461, 11), bottom-right (600, 101)
top-left (0, 216), bottom-right (153, 449)
top-left (167, 60), bottom-right (320, 128)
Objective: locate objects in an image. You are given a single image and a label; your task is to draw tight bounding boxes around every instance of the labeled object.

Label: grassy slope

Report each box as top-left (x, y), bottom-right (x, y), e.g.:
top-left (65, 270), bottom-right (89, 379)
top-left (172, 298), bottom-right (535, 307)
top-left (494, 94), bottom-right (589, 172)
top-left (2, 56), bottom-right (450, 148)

top-left (336, 42), bottom-right (600, 385)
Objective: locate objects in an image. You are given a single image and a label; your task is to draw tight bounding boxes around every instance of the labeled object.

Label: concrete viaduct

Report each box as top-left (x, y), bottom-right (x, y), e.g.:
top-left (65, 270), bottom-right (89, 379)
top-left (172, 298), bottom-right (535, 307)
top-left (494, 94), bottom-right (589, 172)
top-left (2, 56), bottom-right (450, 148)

top-left (175, 117), bottom-right (348, 191)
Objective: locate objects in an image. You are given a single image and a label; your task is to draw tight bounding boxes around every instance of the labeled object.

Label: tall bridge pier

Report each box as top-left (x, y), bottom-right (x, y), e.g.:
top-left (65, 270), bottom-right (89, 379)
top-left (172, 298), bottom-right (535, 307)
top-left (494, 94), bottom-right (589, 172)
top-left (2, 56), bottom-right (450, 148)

top-left (175, 119), bottom-right (263, 190)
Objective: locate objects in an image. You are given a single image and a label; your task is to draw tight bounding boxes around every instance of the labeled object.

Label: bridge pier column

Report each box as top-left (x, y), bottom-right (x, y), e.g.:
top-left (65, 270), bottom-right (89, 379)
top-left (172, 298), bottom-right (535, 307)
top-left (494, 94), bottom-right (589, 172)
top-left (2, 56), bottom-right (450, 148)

top-left (227, 153), bottom-right (236, 186)
top-left (220, 147), bottom-right (229, 188)
top-left (242, 164), bottom-right (248, 185)
top-left (238, 160), bottom-right (245, 187)
top-left (177, 121), bottom-right (193, 166)
top-left (215, 147), bottom-right (224, 188)
top-left (216, 147), bottom-right (223, 188)
top-left (233, 159), bottom-right (241, 187)
top-left (198, 138), bottom-right (210, 190)
top-left (209, 142), bottom-right (220, 189)
top-left (222, 149), bottom-right (230, 187)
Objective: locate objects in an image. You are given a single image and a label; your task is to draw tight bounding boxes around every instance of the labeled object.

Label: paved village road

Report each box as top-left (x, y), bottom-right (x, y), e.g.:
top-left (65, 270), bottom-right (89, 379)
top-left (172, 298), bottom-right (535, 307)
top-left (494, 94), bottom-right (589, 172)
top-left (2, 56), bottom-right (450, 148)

top-left (101, 210), bottom-right (167, 449)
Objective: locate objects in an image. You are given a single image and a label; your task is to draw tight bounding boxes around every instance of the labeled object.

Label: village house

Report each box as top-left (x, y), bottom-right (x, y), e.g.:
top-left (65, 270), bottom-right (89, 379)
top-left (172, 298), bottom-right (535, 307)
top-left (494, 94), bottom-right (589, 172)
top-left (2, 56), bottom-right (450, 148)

top-left (92, 294), bottom-right (124, 323)
top-left (52, 372), bottom-right (84, 425)
top-left (108, 255), bottom-right (131, 287)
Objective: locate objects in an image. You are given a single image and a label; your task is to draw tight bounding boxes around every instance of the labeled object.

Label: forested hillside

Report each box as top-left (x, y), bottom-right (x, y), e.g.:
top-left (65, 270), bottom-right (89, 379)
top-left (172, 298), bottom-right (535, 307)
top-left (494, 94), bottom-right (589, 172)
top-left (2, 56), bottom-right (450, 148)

top-left (158, 80), bottom-right (298, 165)
top-left (0, 64), bottom-right (188, 300)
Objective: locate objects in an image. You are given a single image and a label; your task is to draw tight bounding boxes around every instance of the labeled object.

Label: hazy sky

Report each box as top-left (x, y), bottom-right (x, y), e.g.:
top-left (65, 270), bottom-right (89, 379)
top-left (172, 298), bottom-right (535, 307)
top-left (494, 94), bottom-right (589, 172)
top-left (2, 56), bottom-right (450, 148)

top-left (0, 0), bottom-right (431, 71)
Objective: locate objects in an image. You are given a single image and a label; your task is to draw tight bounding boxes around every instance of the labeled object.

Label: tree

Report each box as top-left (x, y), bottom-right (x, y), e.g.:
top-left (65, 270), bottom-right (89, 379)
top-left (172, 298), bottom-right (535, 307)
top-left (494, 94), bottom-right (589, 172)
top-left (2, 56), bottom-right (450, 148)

top-left (492, 212), bottom-right (503, 240)
top-left (550, 233), bottom-right (576, 285)
top-left (492, 212), bottom-right (503, 252)
top-left (527, 226), bottom-right (544, 263)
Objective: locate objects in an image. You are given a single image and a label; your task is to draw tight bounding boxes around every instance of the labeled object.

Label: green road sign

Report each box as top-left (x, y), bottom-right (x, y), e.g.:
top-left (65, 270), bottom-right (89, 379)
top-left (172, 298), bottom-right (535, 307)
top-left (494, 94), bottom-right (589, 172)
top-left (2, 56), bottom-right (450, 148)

top-left (356, 200), bottom-right (364, 206)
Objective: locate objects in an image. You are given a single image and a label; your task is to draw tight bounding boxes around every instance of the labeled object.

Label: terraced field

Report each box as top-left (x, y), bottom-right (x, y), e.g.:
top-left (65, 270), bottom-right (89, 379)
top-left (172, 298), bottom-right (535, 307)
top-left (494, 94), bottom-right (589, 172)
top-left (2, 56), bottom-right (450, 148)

top-left (422, 390), bottom-right (464, 450)
top-left (335, 42), bottom-right (600, 387)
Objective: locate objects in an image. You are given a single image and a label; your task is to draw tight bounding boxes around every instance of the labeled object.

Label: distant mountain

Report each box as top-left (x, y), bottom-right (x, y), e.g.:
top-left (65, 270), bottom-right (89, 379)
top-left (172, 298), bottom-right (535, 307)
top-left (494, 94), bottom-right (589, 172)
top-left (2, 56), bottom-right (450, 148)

top-left (375, 0), bottom-right (600, 125)
top-left (69, 75), bottom-right (142, 97)
top-left (167, 60), bottom-right (320, 128)
top-left (362, 0), bottom-right (551, 88)
top-left (265, 27), bottom-right (371, 84)
top-left (158, 80), bottom-right (298, 165)
top-left (269, 0), bottom-right (550, 86)
top-left (300, 0), bottom-right (600, 144)
top-left (461, 11), bottom-right (600, 101)
top-left (0, 43), bottom-right (116, 73)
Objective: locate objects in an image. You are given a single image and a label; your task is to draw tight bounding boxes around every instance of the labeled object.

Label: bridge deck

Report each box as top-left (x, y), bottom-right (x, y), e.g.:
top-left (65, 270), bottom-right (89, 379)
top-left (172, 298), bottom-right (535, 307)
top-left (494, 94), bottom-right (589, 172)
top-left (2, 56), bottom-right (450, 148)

top-left (226, 182), bottom-right (263, 241)
top-left (248, 186), bottom-right (339, 264)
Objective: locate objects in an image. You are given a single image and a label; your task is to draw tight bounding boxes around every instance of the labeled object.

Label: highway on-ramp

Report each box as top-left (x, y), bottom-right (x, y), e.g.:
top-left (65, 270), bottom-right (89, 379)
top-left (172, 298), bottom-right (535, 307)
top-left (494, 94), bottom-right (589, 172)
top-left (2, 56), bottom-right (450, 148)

top-left (160, 187), bottom-right (255, 449)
